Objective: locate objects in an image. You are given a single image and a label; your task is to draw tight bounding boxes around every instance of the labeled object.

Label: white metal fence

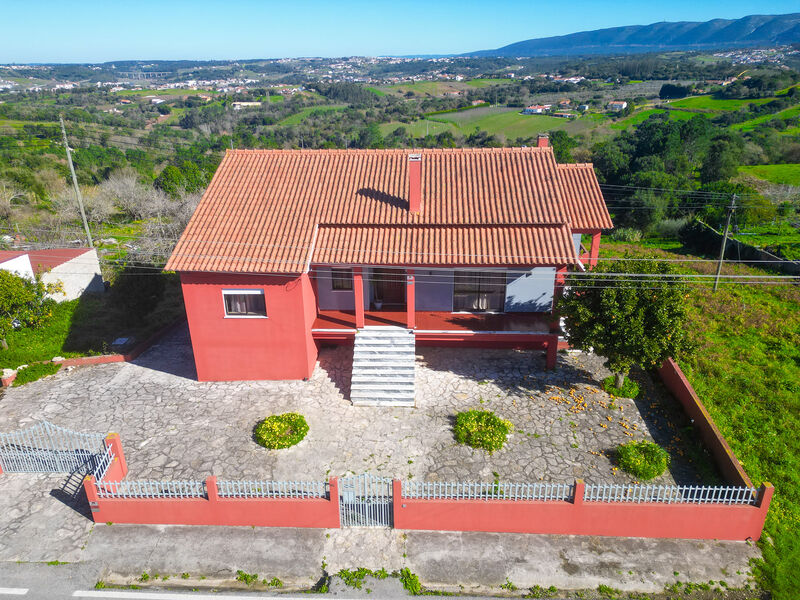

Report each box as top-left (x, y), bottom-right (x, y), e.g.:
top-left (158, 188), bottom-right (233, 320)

top-left (0, 421), bottom-right (105, 473)
top-left (92, 445), bottom-right (114, 482)
top-left (217, 479), bottom-right (327, 499)
top-left (402, 480), bottom-right (574, 501)
top-left (583, 484), bottom-right (758, 505)
top-left (95, 479), bottom-right (206, 499)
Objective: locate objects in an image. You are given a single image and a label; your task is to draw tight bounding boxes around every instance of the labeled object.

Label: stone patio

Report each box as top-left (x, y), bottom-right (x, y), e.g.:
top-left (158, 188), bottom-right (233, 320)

top-left (0, 325), bottom-right (715, 486)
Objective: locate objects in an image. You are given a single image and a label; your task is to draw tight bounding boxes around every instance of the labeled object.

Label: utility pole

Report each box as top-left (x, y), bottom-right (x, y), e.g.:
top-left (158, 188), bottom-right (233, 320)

top-left (713, 194), bottom-right (736, 292)
top-left (59, 115), bottom-right (93, 248)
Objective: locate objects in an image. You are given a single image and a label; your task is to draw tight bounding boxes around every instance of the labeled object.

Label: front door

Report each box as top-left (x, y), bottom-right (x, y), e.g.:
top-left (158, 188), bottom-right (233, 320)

top-left (372, 268), bottom-right (405, 310)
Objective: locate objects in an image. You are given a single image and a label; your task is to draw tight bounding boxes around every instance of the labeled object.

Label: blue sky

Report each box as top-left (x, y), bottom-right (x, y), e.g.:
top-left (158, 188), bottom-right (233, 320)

top-left (2, 1), bottom-right (799, 63)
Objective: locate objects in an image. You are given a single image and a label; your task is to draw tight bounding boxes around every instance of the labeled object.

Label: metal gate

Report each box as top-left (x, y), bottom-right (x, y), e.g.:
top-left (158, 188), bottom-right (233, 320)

top-left (0, 421), bottom-right (106, 473)
top-left (338, 474), bottom-right (393, 527)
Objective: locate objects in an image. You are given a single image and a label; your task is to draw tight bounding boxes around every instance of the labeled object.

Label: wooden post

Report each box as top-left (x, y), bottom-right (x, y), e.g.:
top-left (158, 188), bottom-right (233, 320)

top-left (353, 267), bottom-right (365, 329)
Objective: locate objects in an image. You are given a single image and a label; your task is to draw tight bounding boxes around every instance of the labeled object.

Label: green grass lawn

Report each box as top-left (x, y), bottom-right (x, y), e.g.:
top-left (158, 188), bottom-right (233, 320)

top-left (365, 86), bottom-right (385, 97)
top-left (276, 105), bottom-right (344, 126)
top-left (429, 107), bottom-right (596, 139)
top-left (268, 95), bottom-right (284, 103)
top-left (378, 119), bottom-right (460, 138)
top-left (730, 220), bottom-right (800, 260)
top-left (609, 109), bottom-right (666, 129)
top-left (0, 279), bottom-right (184, 370)
top-left (600, 240), bottom-right (800, 599)
top-left (730, 104), bottom-right (800, 132)
top-left (669, 95), bottom-right (776, 112)
top-left (739, 163), bottom-right (800, 186)
top-left (464, 78), bottom-right (509, 87)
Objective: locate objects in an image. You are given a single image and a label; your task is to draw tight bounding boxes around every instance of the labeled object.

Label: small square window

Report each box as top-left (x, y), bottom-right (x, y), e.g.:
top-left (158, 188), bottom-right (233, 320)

top-left (331, 268), bottom-right (353, 291)
top-left (222, 290), bottom-right (266, 317)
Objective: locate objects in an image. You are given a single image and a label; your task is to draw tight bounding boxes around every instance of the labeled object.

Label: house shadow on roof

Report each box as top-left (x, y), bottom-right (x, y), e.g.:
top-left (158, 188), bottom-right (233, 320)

top-left (357, 187), bottom-right (408, 210)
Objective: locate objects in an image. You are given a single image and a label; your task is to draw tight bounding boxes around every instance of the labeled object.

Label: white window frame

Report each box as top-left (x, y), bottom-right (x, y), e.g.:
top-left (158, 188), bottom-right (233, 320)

top-left (222, 289), bottom-right (268, 318)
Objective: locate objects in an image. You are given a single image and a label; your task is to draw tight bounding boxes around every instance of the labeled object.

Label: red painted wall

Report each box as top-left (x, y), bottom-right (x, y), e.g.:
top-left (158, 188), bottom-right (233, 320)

top-left (657, 359), bottom-right (753, 487)
top-left (85, 476), bottom-right (340, 529)
top-left (180, 272), bottom-right (317, 381)
top-left (393, 481), bottom-right (772, 541)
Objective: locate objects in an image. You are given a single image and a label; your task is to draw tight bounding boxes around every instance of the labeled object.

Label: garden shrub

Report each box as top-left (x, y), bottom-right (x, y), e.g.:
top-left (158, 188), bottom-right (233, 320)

top-left (602, 375), bottom-right (640, 399)
top-left (254, 413), bottom-right (309, 449)
top-left (12, 362), bottom-right (61, 386)
top-left (616, 440), bottom-right (670, 480)
top-left (453, 410), bottom-right (512, 453)
top-left (610, 227), bottom-right (642, 242)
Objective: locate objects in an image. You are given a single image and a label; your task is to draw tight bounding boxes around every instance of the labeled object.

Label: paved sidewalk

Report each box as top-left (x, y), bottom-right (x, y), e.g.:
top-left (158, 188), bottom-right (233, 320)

top-left (0, 326), bottom-right (710, 486)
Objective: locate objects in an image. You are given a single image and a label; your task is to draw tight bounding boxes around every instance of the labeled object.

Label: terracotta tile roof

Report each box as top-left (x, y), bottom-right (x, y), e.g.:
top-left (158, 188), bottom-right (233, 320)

top-left (556, 164), bottom-right (614, 231)
top-left (313, 225), bottom-right (579, 266)
top-left (166, 148), bottom-right (609, 274)
top-left (0, 248), bottom-right (92, 274)
top-left (24, 248), bottom-right (93, 274)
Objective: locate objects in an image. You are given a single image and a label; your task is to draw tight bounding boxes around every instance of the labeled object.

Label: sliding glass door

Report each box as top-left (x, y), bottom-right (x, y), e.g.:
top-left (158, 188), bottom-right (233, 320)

top-left (452, 270), bottom-right (505, 312)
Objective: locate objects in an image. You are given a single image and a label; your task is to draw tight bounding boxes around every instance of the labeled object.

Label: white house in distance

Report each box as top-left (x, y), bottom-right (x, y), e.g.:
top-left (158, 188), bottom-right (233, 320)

top-left (608, 100), bottom-right (628, 111)
top-left (0, 248), bottom-right (104, 301)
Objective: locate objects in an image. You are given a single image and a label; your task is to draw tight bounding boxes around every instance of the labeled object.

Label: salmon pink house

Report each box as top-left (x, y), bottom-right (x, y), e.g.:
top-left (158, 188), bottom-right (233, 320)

top-left (165, 141), bottom-right (612, 405)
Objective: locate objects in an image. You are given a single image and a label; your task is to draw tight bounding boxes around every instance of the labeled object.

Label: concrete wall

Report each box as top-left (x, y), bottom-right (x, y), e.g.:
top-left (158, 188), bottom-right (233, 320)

top-left (0, 254), bottom-right (34, 279)
top-left (315, 267), bottom-right (361, 311)
top-left (45, 250), bottom-right (104, 301)
top-left (180, 271), bottom-right (317, 381)
top-left (505, 268), bottom-right (556, 312)
top-left (393, 480), bottom-right (772, 541)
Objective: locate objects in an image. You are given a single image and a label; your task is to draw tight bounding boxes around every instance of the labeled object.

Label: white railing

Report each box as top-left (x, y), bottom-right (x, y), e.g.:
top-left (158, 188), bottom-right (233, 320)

top-left (583, 484), bottom-right (758, 505)
top-left (92, 445), bottom-right (114, 482)
top-left (217, 479), bottom-right (327, 499)
top-left (402, 480), bottom-right (574, 502)
top-left (95, 479), bottom-right (206, 499)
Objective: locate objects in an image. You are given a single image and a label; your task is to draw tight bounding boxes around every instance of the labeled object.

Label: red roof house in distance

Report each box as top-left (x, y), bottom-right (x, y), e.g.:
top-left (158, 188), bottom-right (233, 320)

top-left (0, 248), bottom-right (104, 301)
top-left (166, 140), bottom-right (612, 404)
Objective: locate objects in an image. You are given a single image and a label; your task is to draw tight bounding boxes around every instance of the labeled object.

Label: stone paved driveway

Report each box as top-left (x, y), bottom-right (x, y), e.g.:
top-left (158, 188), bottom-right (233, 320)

top-left (0, 325), bottom-right (711, 485)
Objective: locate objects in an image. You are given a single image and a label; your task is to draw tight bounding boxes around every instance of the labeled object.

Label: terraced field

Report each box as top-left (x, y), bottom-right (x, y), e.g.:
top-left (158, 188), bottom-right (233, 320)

top-left (739, 163), bottom-right (800, 186)
top-left (668, 95), bottom-right (775, 112)
top-left (428, 106), bottom-right (600, 139)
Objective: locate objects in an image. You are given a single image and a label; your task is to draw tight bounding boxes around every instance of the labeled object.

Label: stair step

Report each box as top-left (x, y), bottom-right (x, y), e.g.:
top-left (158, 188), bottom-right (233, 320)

top-left (351, 326), bottom-right (416, 408)
top-left (352, 382), bottom-right (415, 390)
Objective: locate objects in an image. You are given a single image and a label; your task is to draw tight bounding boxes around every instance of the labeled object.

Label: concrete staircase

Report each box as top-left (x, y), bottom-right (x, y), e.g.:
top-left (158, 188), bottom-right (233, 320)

top-left (350, 326), bottom-right (416, 407)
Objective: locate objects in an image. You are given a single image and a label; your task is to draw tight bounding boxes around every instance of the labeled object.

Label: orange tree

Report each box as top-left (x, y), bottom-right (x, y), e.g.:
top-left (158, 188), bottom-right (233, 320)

top-left (558, 257), bottom-right (692, 386)
top-left (0, 270), bottom-right (58, 351)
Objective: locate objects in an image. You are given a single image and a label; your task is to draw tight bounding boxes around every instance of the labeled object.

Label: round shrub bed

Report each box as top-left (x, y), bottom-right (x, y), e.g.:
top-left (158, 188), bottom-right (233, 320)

top-left (254, 413), bottom-right (309, 449)
top-left (453, 410), bottom-right (512, 454)
top-left (616, 440), bottom-right (670, 480)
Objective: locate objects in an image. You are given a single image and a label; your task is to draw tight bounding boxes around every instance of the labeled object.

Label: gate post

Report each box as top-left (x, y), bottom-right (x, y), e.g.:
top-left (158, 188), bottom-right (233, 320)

top-left (392, 479), bottom-right (402, 529)
top-left (104, 433), bottom-right (128, 480)
top-left (329, 477), bottom-right (341, 528)
top-left (83, 475), bottom-right (100, 521)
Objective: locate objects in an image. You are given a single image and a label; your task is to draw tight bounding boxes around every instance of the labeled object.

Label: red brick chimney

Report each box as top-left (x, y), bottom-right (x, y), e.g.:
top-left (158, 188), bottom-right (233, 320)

top-left (408, 153), bottom-right (422, 213)
top-left (537, 133), bottom-right (549, 148)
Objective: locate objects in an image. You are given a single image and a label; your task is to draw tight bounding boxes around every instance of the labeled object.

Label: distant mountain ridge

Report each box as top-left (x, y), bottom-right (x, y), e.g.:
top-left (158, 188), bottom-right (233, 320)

top-left (467, 13), bottom-right (800, 57)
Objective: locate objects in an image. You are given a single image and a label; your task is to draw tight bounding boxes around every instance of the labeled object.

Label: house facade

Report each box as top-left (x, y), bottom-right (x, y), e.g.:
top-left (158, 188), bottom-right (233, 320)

top-left (166, 141), bottom-right (612, 398)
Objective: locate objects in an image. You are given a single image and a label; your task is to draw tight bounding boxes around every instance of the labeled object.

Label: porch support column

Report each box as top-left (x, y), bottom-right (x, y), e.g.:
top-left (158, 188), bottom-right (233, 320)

top-left (589, 232), bottom-right (601, 269)
top-left (353, 266), bottom-right (365, 329)
top-left (550, 266), bottom-right (568, 333)
top-left (406, 269), bottom-right (415, 330)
